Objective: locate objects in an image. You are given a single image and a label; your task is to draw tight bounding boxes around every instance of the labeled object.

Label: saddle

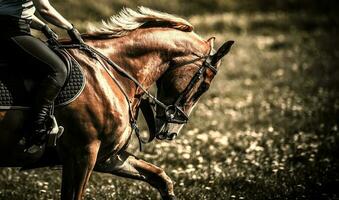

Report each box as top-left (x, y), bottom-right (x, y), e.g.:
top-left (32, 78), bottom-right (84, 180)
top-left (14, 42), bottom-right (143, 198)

top-left (0, 46), bottom-right (85, 110)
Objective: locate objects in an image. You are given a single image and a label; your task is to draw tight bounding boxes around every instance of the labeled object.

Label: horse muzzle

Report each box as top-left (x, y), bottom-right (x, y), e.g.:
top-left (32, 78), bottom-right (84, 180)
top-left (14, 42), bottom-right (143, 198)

top-left (156, 131), bottom-right (177, 140)
top-left (155, 118), bottom-right (180, 141)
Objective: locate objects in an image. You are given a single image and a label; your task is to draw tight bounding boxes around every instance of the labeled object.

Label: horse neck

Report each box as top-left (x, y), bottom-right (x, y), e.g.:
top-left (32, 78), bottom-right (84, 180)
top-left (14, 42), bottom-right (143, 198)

top-left (85, 28), bottom-right (207, 95)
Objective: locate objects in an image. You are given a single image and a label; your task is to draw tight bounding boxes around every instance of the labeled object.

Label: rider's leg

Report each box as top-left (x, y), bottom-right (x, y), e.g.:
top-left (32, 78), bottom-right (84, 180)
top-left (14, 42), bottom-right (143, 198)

top-left (30, 75), bottom-right (63, 144)
top-left (10, 35), bottom-right (67, 145)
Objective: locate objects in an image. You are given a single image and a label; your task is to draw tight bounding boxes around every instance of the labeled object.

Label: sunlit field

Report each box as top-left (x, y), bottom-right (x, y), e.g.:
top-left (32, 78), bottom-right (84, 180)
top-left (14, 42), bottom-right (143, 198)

top-left (1, 10), bottom-right (338, 200)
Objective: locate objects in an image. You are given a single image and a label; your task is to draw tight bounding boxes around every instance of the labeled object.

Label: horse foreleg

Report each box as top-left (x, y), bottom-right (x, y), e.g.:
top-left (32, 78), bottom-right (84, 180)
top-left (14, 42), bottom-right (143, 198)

top-left (95, 150), bottom-right (176, 200)
top-left (60, 140), bottom-right (101, 200)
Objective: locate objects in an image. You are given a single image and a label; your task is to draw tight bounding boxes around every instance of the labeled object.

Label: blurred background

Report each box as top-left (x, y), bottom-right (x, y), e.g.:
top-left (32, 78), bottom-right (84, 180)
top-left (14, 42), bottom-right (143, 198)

top-left (1, 0), bottom-right (339, 199)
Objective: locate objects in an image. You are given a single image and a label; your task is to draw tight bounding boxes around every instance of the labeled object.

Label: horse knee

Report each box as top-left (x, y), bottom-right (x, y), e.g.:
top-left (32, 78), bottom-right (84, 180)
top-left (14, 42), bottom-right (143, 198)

top-left (158, 170), bottom-right (173, 187)
top-left (157, 170), bottom-right (176, 199)
top-left (150, 168), bottom-right (174, 195)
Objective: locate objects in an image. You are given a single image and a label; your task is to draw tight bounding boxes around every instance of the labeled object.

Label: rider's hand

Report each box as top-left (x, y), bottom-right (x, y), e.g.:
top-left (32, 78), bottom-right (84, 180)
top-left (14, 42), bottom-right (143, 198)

top-left (41, 25), bottom-right (58, 40)
top-left (67, 25), bottom-right (84, 44)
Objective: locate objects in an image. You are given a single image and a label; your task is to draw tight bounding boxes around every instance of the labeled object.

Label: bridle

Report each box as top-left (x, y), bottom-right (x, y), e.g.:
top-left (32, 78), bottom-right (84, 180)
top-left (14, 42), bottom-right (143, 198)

top-left (155, 55), bottom-right (218, 125)
top-left (150, 54), bottom-right (218, 141)
top-left (49, 38), bottom-right (233, 149)
top-left (152, 40), bottom-right (236, 127)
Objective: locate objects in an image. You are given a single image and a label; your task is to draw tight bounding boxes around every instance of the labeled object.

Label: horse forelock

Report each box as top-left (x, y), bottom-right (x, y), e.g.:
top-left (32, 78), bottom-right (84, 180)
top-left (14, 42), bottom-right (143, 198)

top-left (84, 6), bottom-right (193, 39)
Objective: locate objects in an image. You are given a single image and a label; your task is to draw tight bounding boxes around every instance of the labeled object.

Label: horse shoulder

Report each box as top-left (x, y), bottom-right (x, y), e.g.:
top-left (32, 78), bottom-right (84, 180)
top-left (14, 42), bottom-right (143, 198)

top-left (60, 49), bottom-right (132, 156)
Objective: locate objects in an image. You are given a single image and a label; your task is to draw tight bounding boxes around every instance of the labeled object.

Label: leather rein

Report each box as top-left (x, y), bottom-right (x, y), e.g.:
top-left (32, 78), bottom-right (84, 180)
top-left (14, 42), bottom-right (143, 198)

top-left (49, 39), bottom-right (217, 150)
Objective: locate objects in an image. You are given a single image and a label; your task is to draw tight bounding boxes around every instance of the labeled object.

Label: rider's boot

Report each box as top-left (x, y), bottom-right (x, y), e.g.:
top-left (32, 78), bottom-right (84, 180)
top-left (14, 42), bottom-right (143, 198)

top-left (25, 76), bottom-right (63, 150)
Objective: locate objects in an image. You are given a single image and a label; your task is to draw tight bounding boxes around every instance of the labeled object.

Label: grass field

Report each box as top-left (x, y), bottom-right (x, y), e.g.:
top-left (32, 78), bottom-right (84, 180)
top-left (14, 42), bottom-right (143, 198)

top-left (1, 8), bottom-right (339, 200)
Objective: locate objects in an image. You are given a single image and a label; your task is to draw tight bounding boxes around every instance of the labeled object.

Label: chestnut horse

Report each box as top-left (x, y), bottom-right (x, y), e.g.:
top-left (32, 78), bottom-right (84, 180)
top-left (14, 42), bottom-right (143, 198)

top-left (0, 7), bottom-right (233, 200)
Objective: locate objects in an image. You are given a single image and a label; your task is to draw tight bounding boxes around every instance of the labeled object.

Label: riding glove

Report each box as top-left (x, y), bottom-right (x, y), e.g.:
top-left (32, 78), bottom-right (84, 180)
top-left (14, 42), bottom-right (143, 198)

top-left (67, 25), bottom-right (84, 44)
top-left (41, 25), bottom-right (58, 40)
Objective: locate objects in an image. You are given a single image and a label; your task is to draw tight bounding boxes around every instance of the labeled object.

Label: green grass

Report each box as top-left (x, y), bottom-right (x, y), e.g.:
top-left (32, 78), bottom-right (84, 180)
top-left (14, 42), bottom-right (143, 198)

top-left (1, 10), bottom-right (339, 200)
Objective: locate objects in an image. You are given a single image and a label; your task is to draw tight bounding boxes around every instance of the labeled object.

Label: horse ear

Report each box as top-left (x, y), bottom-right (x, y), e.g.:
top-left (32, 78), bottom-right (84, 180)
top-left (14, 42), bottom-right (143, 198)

top-left (211, 40), bottom-right (234, 66)
top-left (207, 37), bottom-right (215, 52)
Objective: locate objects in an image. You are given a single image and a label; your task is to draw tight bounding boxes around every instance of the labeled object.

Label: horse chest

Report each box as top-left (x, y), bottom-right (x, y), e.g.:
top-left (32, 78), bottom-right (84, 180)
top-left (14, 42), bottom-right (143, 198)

top-left (98, 120), bottom-right (132, 160)
top-left (98, 104), bottom-right (132, 153)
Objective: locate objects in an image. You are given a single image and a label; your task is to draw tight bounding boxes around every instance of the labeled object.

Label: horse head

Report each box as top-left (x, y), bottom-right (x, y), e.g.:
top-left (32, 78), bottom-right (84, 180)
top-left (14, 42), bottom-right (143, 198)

top-left (155, 38), bottom-right (234, 138)
top-left (82, 7), bottom-right (234, 140)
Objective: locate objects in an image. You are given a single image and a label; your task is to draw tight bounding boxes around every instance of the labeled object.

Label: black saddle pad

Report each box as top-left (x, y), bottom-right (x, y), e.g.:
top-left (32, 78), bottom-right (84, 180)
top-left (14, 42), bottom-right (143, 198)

top-left (0, 49), bottom-right (85, 110)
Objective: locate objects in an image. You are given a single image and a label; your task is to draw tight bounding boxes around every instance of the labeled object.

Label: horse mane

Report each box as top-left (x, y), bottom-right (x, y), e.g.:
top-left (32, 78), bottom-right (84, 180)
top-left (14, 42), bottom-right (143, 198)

top-left (84, 6), bottom-right (193, 39)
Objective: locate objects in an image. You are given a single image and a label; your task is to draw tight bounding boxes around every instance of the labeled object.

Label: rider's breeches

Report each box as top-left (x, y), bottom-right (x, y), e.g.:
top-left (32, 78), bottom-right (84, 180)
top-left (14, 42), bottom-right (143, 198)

top-left (0, 15), bottom-right (67, 87)
top-left (4, 35), bottom-right (67, 87)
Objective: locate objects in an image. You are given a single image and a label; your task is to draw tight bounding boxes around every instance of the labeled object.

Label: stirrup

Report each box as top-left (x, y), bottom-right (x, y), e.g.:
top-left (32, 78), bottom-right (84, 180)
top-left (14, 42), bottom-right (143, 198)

top-left (47, 115), bottom-right (64, 147)
top-left (22, 116), bottom-right (63, 153)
